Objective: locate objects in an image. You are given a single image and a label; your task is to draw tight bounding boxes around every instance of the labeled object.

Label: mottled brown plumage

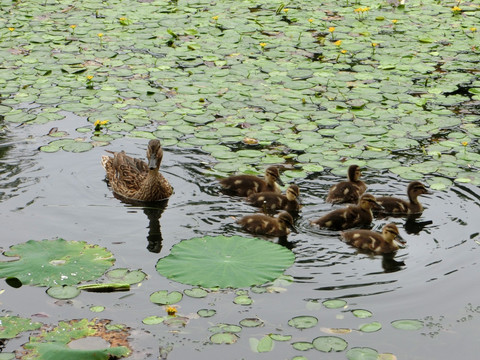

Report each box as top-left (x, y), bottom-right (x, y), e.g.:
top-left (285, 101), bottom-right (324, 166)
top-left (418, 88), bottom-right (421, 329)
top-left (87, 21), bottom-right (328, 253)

top-left (326, 165), bottom-right (367, 204)
top-left (219, 166), bottom-right (284, 197)
top-left (376, 181), bottom-right (430, 215)
top-left (101, 139), bottom-right (173, 202)
top-left (341, 223), bottom-right (405, 254)
top-left (311, 194), bottom-right (381, 230)
top-left (247, 184), bottom-right (301, 213)
top-left (237, 211), bottom-right (296, 237)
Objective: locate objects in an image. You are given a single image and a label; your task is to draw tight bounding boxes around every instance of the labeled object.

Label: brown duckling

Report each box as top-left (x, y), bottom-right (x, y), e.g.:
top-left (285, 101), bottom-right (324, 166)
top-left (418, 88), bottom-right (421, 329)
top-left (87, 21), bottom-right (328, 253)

top-left (376, 181), bottom-right (430, 215)
top-left (237, 211), bottom-right (296, 237)
top-left (247, 184), bottom-right (301, 213)
top-left (101, 139), bottom-right (173, 202)
top-left (326, 164), bottom-right (367, 204)
top-left (311, 194), bottom-right (381, 230)
top-left (219, 166), bottom-right (284, 197)
top-left (341, 223), bottom-right (405, 254)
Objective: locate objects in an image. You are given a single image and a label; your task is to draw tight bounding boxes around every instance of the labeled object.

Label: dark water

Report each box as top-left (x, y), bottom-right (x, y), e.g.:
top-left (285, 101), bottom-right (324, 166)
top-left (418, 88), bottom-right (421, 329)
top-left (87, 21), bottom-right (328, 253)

top-left (1, 117), bottom-right (479, 359)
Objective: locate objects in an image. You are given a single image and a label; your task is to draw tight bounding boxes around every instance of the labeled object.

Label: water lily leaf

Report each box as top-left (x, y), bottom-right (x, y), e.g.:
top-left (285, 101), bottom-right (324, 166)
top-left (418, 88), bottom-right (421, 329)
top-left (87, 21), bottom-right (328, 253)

top-left (90, 306), bottom-right (105, 313)
top-left (234, 295), bottom-right (253, 305)
top-left (251, 335), bottom-right (274, 353)
top-left (209, 323), bottom-right (242, 333)
top-left (210, 332), bottom-right (238, 344)
top-left (269, 334), bottom-right (292, 341)
top-left (142, 316), bottom-right (166, 325)
top-left (149, 290), bottom-right (183, 305)
top-left (312, 336), bottom-right (348, 352)
top-left (352, 309), bottom-right (373, 318)
top-left (184, 287), bottom-right (208, 298)
top-left (347, 347), bottom-right (379, 360)
top-left (322, 299), bottom-right (347, 309)
top-left (239, 318), bottom-right (264, 328)
top-left (156, 235), bottom-right (295, 288)
top-left (32, 342), bottom-right (130, 359)
top-left (46, 285), bottom-right (81, 300)
top-left (292, 342), bottom-right (314, 351)
top-left (197, 309), bottom-right (216, 318)
top-left (391, 319), bottom-right (423, 330)
top-left (288, 316), bottom-right (318, 329)
top-left (0, 316), bottom-right (42, 339)
top-left (0, 239), bottom-right (114, 286)
top-left (358, 321), bottom-right (382, 332)
top-left (105, 268), bottom-right (146, 285)
top-left (61, 140), bottom-right (93, 153)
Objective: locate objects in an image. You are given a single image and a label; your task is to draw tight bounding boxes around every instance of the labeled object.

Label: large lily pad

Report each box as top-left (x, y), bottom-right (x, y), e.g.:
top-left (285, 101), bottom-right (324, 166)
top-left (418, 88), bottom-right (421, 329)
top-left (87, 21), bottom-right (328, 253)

top-left (156, 235), bottom-right (295, 288)
top-left (0, 239), bottom-right (114, 286)
top-left (0, 316), bottom-right (42, 339)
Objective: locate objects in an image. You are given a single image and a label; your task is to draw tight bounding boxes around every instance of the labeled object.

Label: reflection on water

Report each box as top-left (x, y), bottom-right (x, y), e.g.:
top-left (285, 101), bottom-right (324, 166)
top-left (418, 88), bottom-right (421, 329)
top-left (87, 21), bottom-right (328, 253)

top-left (1, 129), bottom-right (480, 359)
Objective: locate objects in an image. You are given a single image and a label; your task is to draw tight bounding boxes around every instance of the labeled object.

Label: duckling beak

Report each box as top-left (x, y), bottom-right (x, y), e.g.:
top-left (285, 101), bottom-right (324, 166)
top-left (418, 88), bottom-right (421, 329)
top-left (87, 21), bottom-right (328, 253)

top-left (289, 224), bottom-right (298, 233)
top-left (373, 201), bottom-right (384, 211)
top-left (277, 176), bottom-right (285, 186)
top-left (395, 234), bottom-right (406, 245)
top-left (148, 155), bottom-right (157, 170)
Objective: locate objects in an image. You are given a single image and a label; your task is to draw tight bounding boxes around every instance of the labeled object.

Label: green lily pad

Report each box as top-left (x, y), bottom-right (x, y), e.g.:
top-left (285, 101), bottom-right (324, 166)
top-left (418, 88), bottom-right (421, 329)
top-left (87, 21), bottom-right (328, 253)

top-left (210, 332), bottom-right (239, 344)
top-left (149, 290), bottom-right (183, 305)
top-left (292, 342), bottom-right (314, 351)
top-left (358, 321), bottom-right (382, 332)
top-left (90, 306), bottom-right (105, 313)
top-left (234, 295), bottom-right (253, 305)
top-left (46, 285), bottom-right (81, 300)
top-left (142, 316), bottom-right (167, 325)
top-left (250, 335), bottom-right (274, 353)
top-left (323, 299), bottom-right (347, 309)
top-left (269, 334), bottom-right (292, 341)
top-left (346, 347), bottom-right (379, 360)
top-left (239, 318), bottom-right (264, 328)
top-left (312, 336), bottom-right (348, 352)
top-left (105, 268), bottom-right (146, 285)
top-left (352, 309), bottom-right (373, 318)
top-left (209, 323), bottom-right (242, 333)
top-left (288, 316), bottom-right (318, 329)
top-left (197, 309), bottom-right (216, 318)
top-left (33, 342), bottom-right (130, 359)
top-left (0, 316), bottom-right (42, 339)
top-left (184, 287), bottom-right (208, 298)
top-left (156, 235), bottom-right (295, 288)
top-left (391, 319), bottom-right (423, 330)
top-left (0, 239), bottom-right (114, 286)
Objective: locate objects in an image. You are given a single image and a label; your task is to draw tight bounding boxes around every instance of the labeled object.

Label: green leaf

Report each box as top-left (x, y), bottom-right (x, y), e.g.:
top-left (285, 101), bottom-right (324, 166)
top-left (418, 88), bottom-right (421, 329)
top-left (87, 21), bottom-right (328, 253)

top-left (352, 309), bottom-right (373, 318)
top-left (210, 332), bottom-right (238, 344)
top-left (323, 299), bottom-right (347, 309)
top-left (257, 335), bottom-right (274, 353)
top-left (46, 285), bottom-right (81, 300)
top-left (149, 290), bottom-right (183, 305)
top-left (391, 319), bottom-right (423, 330)
top-left (0, 316), bottom-right (42, 339)
top-left (105, 268), bottom-right (146, 285)
top-left (358, 321), bottom-right (382, 332)
top-left (197, 309), bottom-right (216, 318)
top-left (288, 316), bottom-right (318, 329)
top-left (346, 347), bottom-right (379, 360)
top-left (34, 342), bottom-right (130, 359)
top-left (239, 318), bottom-right (264, 328)
top-left (0, 239), bottom-right (114, 286)
top-left (312, 336), bottom-right (348, 352)
top-left (184, 287), bottom-right (208, 298)
top-left (292, 342), bottom-right (314, 351)
top-left (156, 235), bottom-right (295, 288)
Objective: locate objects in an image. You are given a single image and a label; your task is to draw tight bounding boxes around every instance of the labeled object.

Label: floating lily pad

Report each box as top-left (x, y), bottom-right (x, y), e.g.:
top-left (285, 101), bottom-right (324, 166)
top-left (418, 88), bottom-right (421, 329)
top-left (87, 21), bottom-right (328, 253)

top-left (209, 323), bottom-right (242, 334)
top-left (352, 309), bottom-right (373, 318)
top-left (288, 316), bottom-right (318, 330)
top-left (0, 239), bottom-right (114, 286)
top-left (358, 321), bottom-right (382, 333)
top-left (269, 334), bottom-right (292, 341)
top-left (210, 332), bottom-right (238, 345)
top-left (105, 268), bottom-right (146, 285)
top-left (323, 299), bottom-right (347, 309)
top-left (184, 287), bottom-right (208, 298)
top-left (391, 319), bottom-right (423, 330)
top-left (239, 318), bottom-right (264, 328)
top-left (312, 336), bottom-right (348, 352)
top-left (0, 316), bottom-right (42, 339)
top-left (149, 290), bottom-right (183, 305)
top-left (46, 285), bottom-right (81, 300)
top-left (347, 347), bottom-right (379, 360)
top-left (142, 316), bottom-right (167, 325)
top-left (250, 335), bottom-right (274, 353)
top-left (156, 235), bottom-right (295, 288)
top-left (197, 309), bottom-right (216, 318)
top-left (292, 342), bottom-right (314, 351)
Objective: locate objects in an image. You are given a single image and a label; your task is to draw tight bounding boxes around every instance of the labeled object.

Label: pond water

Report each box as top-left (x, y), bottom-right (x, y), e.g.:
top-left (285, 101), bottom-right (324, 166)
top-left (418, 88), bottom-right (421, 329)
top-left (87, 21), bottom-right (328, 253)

top-left (1, 117), bottom-right (479, 359)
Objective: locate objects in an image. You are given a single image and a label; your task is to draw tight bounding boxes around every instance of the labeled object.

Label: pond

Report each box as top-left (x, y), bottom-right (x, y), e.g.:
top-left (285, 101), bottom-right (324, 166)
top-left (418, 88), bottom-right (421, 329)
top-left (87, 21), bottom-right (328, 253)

top-left (1, 116), bottom-right (479, 359)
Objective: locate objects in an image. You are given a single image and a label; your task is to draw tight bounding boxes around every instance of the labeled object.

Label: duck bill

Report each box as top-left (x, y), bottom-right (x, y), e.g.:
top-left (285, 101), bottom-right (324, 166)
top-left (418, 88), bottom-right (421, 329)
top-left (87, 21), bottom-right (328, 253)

top-left (148, 155), bottom-right (157, 170)
top-left (395, 234), bottom-right (406, 246)
top-left (277, 177), bottom-right (285, 186)
top-left (373, 202), bottom-right (384, 211)
top-left (289, 224), bottom-right (298, 233)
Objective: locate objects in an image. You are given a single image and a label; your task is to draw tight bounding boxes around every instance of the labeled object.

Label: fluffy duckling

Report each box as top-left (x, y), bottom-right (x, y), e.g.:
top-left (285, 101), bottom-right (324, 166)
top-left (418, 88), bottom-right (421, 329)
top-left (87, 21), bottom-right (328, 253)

top-left (237, 211), bottom-right (296, 237)
top-left (247, 184), bottom-right (301, 213)
top-left (311, 194), bottom-right (381, 230)
top-left (341, 223), bottom-right (405, 254)
top-left (101, 139), bottom-right (173, 202)
top-left (376, 181), bottom-right (430, 215)
top-left (219, 166), bottom-right (284, 197)
top-left (326, 164), bottom-right (367, 204)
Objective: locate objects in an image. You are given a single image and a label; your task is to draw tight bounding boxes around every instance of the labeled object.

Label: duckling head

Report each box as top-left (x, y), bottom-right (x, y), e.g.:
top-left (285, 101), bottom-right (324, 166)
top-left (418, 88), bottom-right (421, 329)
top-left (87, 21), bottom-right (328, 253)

top-left (358, 193), bottom-right (382, 211)
top-left (265, 166), bottom-right (284, 186)
top-left (146, 139), bottom-right (164, 170)
top-left (285, 184), bottom-right (300, 201)
top-left (348, 164), bottom-right (362, 182)
top-left (278, 212), bottom-right (297, 233)
top-left (382, 223), bottom-right (406, 247)
top-left (407, 181), bottom-right (431, 200)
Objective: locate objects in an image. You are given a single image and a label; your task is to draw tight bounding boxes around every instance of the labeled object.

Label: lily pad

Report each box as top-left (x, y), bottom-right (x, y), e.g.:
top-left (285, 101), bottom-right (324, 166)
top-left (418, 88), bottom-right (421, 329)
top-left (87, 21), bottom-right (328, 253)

top-left (156, 235), bottom-right (295, 288)
top-left (0, 316), bottom-right (42, 339)
top-left (239, 318), bottom-right (264, 328)
top-left (391, 319), bottom-right (423, 330)
top-left (46, 285), bottom-right (81, 300)
top-left (105, 268), bottom-right (146, 285)
top-left (347, 347), bottom-right (379, 360)
top-left (184, 287), bottom-right (208, 298)
top-left (149, 290), bottom-right (183, 305)
top-left (323, 299), bottom-right (347, 309)
top-left (210, 332), bottom-right (238, 345)
top-left (288, 316), bottom-right (318, 329)
top-left (352, 309), bottom-right (373, 318)
top-left (0, 239), bottom-right (114, 286)
top-left (312, 336), bottom-right (348, 352)
top-left (234, 295), bottom-right (253, 305)
top-left (292, 342), bottom-right (314, 351)
top-left (197, 309), bottom-right (216, 318)
top-left (250, 335), bottom-right (274, 353)
top-left (358, 321), bottom-right (382, 332)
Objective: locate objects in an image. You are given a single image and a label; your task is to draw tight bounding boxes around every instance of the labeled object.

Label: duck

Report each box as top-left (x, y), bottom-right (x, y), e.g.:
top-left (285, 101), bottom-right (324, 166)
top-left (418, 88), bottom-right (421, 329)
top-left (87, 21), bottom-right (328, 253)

top-left (311, 194), bottom-right (382, 230)
top-left (101, 139), bottom-right (173, 202)
top-left (237, 211), bottom-right (296, 237)
top-left (219, 166), bottom-right (284, 197)
top-left (375, 181), bottom-right (430, 215)
top-left (326, 164), bottom-right (367, 204)
top-left (341, 223), bottom-right (405, 254)
top-left (246, 184), bottom-right (301, 213)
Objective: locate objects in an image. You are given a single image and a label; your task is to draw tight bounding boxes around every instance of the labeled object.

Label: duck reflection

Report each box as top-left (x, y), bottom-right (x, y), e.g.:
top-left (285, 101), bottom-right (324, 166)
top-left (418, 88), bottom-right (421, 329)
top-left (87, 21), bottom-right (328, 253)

top-left (404, 215), bottom-right (433, 234)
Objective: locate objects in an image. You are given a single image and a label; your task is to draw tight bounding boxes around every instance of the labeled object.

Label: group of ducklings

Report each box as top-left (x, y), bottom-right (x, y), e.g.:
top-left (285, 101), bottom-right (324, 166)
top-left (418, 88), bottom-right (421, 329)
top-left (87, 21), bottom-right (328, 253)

top-left (101, 140), bottom-right (430, 255)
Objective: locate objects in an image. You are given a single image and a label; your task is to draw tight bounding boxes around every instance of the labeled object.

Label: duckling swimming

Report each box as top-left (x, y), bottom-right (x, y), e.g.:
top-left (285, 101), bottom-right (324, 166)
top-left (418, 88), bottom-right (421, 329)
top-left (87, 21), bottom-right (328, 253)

top-left (376, 181), bottom-right (430, 215)
top-left (341, 223), bottom-right (405, 254)
top-left (311, 194), bottom-right (381, 230)
top-left (219, 166), bottom-right (284, 197)
top-left (101, 139), bottom-right (173, 202)
top-left (237, 211), bottom-right (296, 237)
top-left (247, 184), bottom-right (301, 213)
top-left (326, 164), bottom-right (367, 204)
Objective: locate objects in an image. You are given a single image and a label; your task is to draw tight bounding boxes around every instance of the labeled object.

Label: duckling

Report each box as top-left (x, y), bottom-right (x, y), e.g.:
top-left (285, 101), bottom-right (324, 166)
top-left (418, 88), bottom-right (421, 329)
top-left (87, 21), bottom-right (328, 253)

top-left (311, 194), bottom-right (381, 230)
top-left (101, 139), bottom-right (173, 202)
top-left (341, 223), bottom-right (405, 254)
top-left (246, 184), bottom-right (301, 213)
top-left (219, 166), bottom-right (284, 197)
top-left (326, 164), bottom-right (367, 204)
top-left (375, 181), bottom-right (430, 215)
top-left (237, 211), bottom-right (296, 237)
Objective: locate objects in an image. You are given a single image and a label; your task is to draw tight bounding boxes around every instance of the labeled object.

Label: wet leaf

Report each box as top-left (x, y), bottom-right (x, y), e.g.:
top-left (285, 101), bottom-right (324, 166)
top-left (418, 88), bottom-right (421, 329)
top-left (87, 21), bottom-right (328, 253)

top-left (149, 290), bottom-right (183, 305)
top-left (197, 309), bottom-right (216, 318)
top-left (359, 321), bottom-right (382, 333)
top-left (105, 268), bottom-right (146, 285)
top-left (0, 316), bottom-right (42, 339)
top-left (184, 287), bottom-right (208, 298)
top-left (323, 299), bottom-right (347, 309)
top-left (347, 347), bottom-right (379, 360)
top-left (312, 336), bottom-right (348, 352)
top-left (210, 332), bottom-right (238, 344)
top-left (239, 318), bottom-right (264, 328)
top-left (352, 309), bottom-right (373, 318)
top-left (46, 285), bottom-right (81, 300)
top-left (288, 316), bottom-right (318, 329)
top-left (391, 319), bottom-right (423, 330)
